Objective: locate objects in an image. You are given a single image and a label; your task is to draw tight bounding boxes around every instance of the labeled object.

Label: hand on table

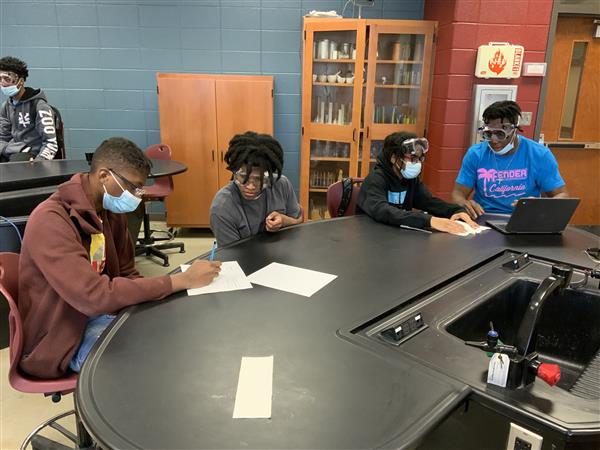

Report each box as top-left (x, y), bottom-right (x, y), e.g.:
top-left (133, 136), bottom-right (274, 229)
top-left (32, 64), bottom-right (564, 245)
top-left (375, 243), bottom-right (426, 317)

top-left (430, 217), bottom-right (470, 235)
top-left (457, 199), bottom-right (484, 219)
top-left (265, 211), bottom-right (284, 232)
top-left (450, 212), bottom-right (480, 230)
top-left (171, 260), bottom-right (221, 292)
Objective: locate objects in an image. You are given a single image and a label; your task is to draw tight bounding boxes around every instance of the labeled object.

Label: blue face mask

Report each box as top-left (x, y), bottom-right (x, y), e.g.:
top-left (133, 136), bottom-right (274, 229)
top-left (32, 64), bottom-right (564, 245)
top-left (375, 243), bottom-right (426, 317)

top-left (1, 85), bottom-right (19, 97)
top-left (102, 172), bottom-right (142, 213)
top-left (400, 161), bottom-right (422, 179)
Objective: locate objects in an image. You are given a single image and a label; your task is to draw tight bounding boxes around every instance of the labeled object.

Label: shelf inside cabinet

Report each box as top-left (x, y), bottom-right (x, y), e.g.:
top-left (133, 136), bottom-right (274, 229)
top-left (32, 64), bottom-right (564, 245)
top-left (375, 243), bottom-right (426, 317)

top-left (314, 58), bottom-right (355, 63)
top-left (313, 82), bottom-right (354, 87)
top-left (311, 157), bottom-right (350, 162)
top-left (309, 188), bottom-right (329, 192)
top-left (375, 84), bottom-right (420, 89)
top-left (373, 60), bottom-right (423, 64)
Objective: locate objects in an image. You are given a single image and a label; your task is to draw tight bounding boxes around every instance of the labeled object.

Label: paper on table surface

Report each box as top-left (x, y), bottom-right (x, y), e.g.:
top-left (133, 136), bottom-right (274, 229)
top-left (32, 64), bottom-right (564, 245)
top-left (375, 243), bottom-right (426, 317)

top-left (455, 221), bottom-right (491, 237)
top-left (232, 356), bottom-right (273, 419)
top-left (181, 261), bottom-right (252, 296)
top-left (247, 262), bottom-right (337, 298)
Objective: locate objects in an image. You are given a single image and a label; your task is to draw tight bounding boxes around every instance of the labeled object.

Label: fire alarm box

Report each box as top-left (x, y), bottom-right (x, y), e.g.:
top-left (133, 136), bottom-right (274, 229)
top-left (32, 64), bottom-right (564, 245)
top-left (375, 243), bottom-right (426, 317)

top-left (475, 42), bottom-right (524, 79)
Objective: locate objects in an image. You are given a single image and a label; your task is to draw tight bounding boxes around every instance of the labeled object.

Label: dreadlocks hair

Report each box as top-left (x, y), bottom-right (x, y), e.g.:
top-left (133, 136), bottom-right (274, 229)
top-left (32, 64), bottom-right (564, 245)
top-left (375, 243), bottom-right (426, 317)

top-left (382, 131), bottom-right (417, 161)
top-left (225, 131), bottom-right (284, 186)
top-left (90, 137), bottom-right (152, 177)
top-left (0, 56), bottom-right (29, 80)
top-left (482, 101), bottom-right (523, 131)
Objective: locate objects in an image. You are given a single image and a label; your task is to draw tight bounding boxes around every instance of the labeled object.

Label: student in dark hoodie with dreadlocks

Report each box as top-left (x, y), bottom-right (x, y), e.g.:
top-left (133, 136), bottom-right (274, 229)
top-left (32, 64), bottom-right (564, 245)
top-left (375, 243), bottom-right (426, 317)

top-left (210, 131), bottom-right (303, 246)
top-left (357, 131), bottom-right (479, 235)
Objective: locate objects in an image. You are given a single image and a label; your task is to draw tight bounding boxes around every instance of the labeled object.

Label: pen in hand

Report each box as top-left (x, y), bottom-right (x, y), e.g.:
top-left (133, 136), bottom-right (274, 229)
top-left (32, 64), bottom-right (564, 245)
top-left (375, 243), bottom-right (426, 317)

top-left (208, 240), bottom-right (217, 261)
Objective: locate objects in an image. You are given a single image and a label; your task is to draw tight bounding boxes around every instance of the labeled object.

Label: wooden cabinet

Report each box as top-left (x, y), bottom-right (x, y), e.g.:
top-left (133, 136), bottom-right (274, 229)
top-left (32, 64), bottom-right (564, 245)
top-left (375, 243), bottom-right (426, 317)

top-left (300, 18), bottom-right (436, 220)
top-left (157, 73), bottom-right (273, 227)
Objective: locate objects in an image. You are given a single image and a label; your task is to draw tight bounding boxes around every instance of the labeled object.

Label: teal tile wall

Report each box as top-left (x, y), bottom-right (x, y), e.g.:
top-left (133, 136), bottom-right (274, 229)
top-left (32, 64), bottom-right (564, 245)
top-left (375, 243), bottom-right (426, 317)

top-left (0, 0), bottom-right (424, 193)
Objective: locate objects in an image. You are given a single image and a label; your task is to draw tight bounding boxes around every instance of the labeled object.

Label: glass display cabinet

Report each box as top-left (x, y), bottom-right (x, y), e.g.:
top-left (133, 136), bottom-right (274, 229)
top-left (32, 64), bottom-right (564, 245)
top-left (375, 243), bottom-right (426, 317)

top-left (301, 18), bottom-right (436, 220)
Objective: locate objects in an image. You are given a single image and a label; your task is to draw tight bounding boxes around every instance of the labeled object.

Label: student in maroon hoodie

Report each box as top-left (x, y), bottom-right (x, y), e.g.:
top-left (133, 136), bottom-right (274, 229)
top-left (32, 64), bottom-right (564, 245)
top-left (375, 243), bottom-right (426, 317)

top-left (18, 137), bottom-right (221, 379)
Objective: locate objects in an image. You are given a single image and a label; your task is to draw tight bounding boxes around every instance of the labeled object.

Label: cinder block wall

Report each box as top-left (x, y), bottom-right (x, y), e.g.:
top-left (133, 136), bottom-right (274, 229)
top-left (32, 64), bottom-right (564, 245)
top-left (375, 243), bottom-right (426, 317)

top-left (423, 0), bottom-right (552, 200)
top-left (0, 0), bottom-right (424, 192)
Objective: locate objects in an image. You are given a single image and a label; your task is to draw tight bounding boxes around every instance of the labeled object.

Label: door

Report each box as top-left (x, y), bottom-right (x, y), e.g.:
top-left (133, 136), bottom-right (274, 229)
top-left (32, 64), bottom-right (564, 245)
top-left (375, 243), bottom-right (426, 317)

top-left (215, 78), bottom-right (274, 187)
top-left (157, 74), bottom-right (219, 227)
top-left (541, 16), bottom-right (600, 225)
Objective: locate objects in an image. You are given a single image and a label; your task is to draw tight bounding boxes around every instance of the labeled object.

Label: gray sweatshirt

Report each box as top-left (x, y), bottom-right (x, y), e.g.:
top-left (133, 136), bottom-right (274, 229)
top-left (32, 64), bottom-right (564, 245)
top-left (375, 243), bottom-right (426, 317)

top-left (0, 87), bottom-right (59, 160)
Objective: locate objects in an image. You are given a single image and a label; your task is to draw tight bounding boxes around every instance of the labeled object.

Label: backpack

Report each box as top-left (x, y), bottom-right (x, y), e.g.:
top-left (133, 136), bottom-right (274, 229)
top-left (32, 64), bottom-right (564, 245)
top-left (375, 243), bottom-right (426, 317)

top-left (48, 104), bottom-right (66, 159)
top-left (336, 177), bottom-right (363, 217)
top-left (29, 99), bottom-right (66, 159)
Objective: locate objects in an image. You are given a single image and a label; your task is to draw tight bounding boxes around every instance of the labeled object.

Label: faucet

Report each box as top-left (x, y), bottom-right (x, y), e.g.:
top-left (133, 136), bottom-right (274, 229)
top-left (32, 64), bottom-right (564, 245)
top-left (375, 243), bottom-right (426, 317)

top-left (514, 264), bottom-right (573, 356)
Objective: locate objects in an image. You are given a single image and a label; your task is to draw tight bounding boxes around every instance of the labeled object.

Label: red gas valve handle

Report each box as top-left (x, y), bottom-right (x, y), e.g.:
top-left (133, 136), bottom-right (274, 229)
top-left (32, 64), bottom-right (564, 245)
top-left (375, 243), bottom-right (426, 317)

top-left (537, 363), bottom-right (561, 386)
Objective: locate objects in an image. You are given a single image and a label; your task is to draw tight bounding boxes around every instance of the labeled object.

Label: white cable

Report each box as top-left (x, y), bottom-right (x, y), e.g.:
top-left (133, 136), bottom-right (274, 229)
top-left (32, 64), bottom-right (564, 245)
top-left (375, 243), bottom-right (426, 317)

top-left (341, 0), bottom-right (353, 18)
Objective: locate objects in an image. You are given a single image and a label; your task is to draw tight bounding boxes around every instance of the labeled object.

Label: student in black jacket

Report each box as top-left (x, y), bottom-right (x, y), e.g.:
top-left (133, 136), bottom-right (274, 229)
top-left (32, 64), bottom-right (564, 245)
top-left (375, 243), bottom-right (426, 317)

top-left (357, 132), bottom-right (478, 235)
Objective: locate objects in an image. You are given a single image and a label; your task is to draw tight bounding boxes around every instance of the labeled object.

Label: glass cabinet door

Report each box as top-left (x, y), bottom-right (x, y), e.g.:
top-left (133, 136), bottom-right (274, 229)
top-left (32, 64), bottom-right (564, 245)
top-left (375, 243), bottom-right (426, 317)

top-left (363, 21), bottom-right (435, 140)
top-left (371, 33), bottom-right (424, 125)
top-left (308, 139), bottom-right (351, 220)
top-left (310, 29), bottom-right (359, 126)
top-left (358, 139), bottom-right (382, 177)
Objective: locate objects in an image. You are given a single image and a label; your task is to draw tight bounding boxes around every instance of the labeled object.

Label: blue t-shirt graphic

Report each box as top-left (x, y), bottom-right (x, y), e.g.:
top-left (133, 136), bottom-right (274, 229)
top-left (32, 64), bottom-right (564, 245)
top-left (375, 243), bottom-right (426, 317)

top-left (455, 136), bottom-right (565, 214)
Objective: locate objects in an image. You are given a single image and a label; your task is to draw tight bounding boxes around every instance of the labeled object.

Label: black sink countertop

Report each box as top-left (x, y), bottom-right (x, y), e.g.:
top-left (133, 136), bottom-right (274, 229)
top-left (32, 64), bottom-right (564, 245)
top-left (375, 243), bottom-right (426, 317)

top-left (77, 215), bottom-right (600, 449)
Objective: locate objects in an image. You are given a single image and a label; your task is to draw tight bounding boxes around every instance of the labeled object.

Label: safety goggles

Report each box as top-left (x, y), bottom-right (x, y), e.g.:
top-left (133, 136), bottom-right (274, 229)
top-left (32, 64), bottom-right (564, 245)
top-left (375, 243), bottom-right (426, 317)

top-left (109, 169), bottom-right (146, 198)
top-left (401, 138), bottom-right (428, 162)
top-left (478, 124), bottom-right (516, 141)
top-left (233, 170), bottom-right (272, 189)
top-left (0, 71), bottom-right (20, 86)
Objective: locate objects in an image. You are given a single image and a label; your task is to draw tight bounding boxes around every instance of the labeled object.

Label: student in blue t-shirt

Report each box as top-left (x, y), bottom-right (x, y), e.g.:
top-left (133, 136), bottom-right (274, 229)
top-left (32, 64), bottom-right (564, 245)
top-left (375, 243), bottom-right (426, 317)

top-left (452, 101), bottom-right (568, 218)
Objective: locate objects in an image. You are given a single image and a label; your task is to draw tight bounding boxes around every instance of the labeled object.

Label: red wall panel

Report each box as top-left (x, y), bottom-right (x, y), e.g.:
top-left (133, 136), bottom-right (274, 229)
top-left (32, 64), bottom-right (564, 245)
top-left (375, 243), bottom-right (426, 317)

top-left (423, 0), bottom-right (552, 197)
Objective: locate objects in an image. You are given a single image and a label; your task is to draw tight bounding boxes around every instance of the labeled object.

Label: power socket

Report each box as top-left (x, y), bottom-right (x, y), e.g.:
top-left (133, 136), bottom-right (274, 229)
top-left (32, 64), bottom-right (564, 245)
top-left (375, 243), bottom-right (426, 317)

top-left (506, 423), bottom-right (543, 450)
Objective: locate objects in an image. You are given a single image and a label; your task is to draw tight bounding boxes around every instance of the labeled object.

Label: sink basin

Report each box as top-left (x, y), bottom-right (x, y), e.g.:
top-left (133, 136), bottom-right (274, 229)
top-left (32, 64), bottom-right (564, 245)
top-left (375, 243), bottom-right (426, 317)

top-left (446, 279), bottom-right (600, 396)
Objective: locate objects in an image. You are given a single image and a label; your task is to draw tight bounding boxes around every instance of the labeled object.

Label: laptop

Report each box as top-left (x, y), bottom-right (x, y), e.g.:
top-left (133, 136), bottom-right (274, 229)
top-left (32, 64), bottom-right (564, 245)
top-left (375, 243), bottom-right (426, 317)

top-left (486, 198), bottom-right (580, 234)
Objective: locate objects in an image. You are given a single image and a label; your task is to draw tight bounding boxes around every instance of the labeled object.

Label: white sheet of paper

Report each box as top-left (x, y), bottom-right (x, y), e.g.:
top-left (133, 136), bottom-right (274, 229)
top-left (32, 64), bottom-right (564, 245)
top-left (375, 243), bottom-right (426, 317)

top-left (181, 261), bottom-right (252, 296)
top-left (232, 356), bottom-right (273, 419)
top-left (455, 221), bottom-right (491, 237)
top-left (247, 262), bottom-right (337, 298)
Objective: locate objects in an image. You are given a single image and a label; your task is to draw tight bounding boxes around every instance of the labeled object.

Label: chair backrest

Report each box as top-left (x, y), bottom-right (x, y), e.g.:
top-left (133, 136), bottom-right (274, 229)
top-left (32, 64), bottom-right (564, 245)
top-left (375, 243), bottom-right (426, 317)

top-left (146, 143), bottom-right (172, 161)
top-left (0, 252), bottom-right (78, 392)
top-left (327, 178), bottom-right (364, 217)
top-left (0, 253), bottom-right (22, 378)
top-left (144, 143), bottom-right (173, 196)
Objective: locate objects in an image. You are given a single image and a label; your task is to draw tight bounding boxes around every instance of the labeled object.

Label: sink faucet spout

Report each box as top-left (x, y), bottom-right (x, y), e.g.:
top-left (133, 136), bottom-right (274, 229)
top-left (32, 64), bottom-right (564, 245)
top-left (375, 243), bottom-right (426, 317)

top-left (515, 264), bottom-right (573, 356)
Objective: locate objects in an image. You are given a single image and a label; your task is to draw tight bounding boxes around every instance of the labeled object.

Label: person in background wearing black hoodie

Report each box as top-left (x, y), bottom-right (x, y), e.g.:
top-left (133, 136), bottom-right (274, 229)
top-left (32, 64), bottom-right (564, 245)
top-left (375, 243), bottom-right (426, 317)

top-left (357, 132), bottom-right (479, 235)
top-left (0, 56), bottom-right (59, 162)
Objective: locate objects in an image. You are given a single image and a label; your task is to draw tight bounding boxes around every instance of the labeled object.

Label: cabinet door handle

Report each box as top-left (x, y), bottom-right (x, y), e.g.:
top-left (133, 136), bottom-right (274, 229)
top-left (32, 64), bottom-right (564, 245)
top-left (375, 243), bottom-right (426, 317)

top-left (220, 150), bottom-right (224, 161)
top-left (352, 128), bottom-right (357, 142)
top-left (212, 150), bottom-right (215, 162)
top-left (366, 126), bottom-right (370, 139)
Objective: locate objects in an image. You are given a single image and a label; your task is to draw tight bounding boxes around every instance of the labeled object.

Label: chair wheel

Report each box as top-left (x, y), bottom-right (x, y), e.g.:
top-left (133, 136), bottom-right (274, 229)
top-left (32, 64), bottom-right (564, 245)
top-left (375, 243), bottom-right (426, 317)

top-left (51, 392), bottom-right (61, 403)
top-left (163, 262), bottom-right (170, 267)
top-left (179, 249), bottom-right (185, 253)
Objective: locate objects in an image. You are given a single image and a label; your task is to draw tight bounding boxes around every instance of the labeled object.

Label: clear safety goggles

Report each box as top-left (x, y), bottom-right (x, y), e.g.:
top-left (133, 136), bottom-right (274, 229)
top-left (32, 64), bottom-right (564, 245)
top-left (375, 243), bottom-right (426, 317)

top-left (109, 169), bottom-right (146, 198)
top-left (233, 170), bottom-right (272, 189)
top-left (401, 138), bottom-right (429, 162)
top-left (479, 124), bottom-right (516, 141)
top-left (0, 71), bottom-right (20, 86)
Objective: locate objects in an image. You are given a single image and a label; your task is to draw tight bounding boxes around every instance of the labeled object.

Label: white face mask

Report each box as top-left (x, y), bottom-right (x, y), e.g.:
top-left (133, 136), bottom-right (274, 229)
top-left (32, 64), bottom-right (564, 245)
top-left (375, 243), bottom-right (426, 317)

top-left (400, 161), bottom-right (422, 179)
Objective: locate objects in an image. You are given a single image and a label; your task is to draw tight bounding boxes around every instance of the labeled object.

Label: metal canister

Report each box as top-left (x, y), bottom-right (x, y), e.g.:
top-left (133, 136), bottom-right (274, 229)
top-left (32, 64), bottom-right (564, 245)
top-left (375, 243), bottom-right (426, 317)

top-left (341, 42), bottom-right (350, 57)
top-left (318, 39), bottom-right (330, 59)
top-left (329, 41), bottom-right (338, 58)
